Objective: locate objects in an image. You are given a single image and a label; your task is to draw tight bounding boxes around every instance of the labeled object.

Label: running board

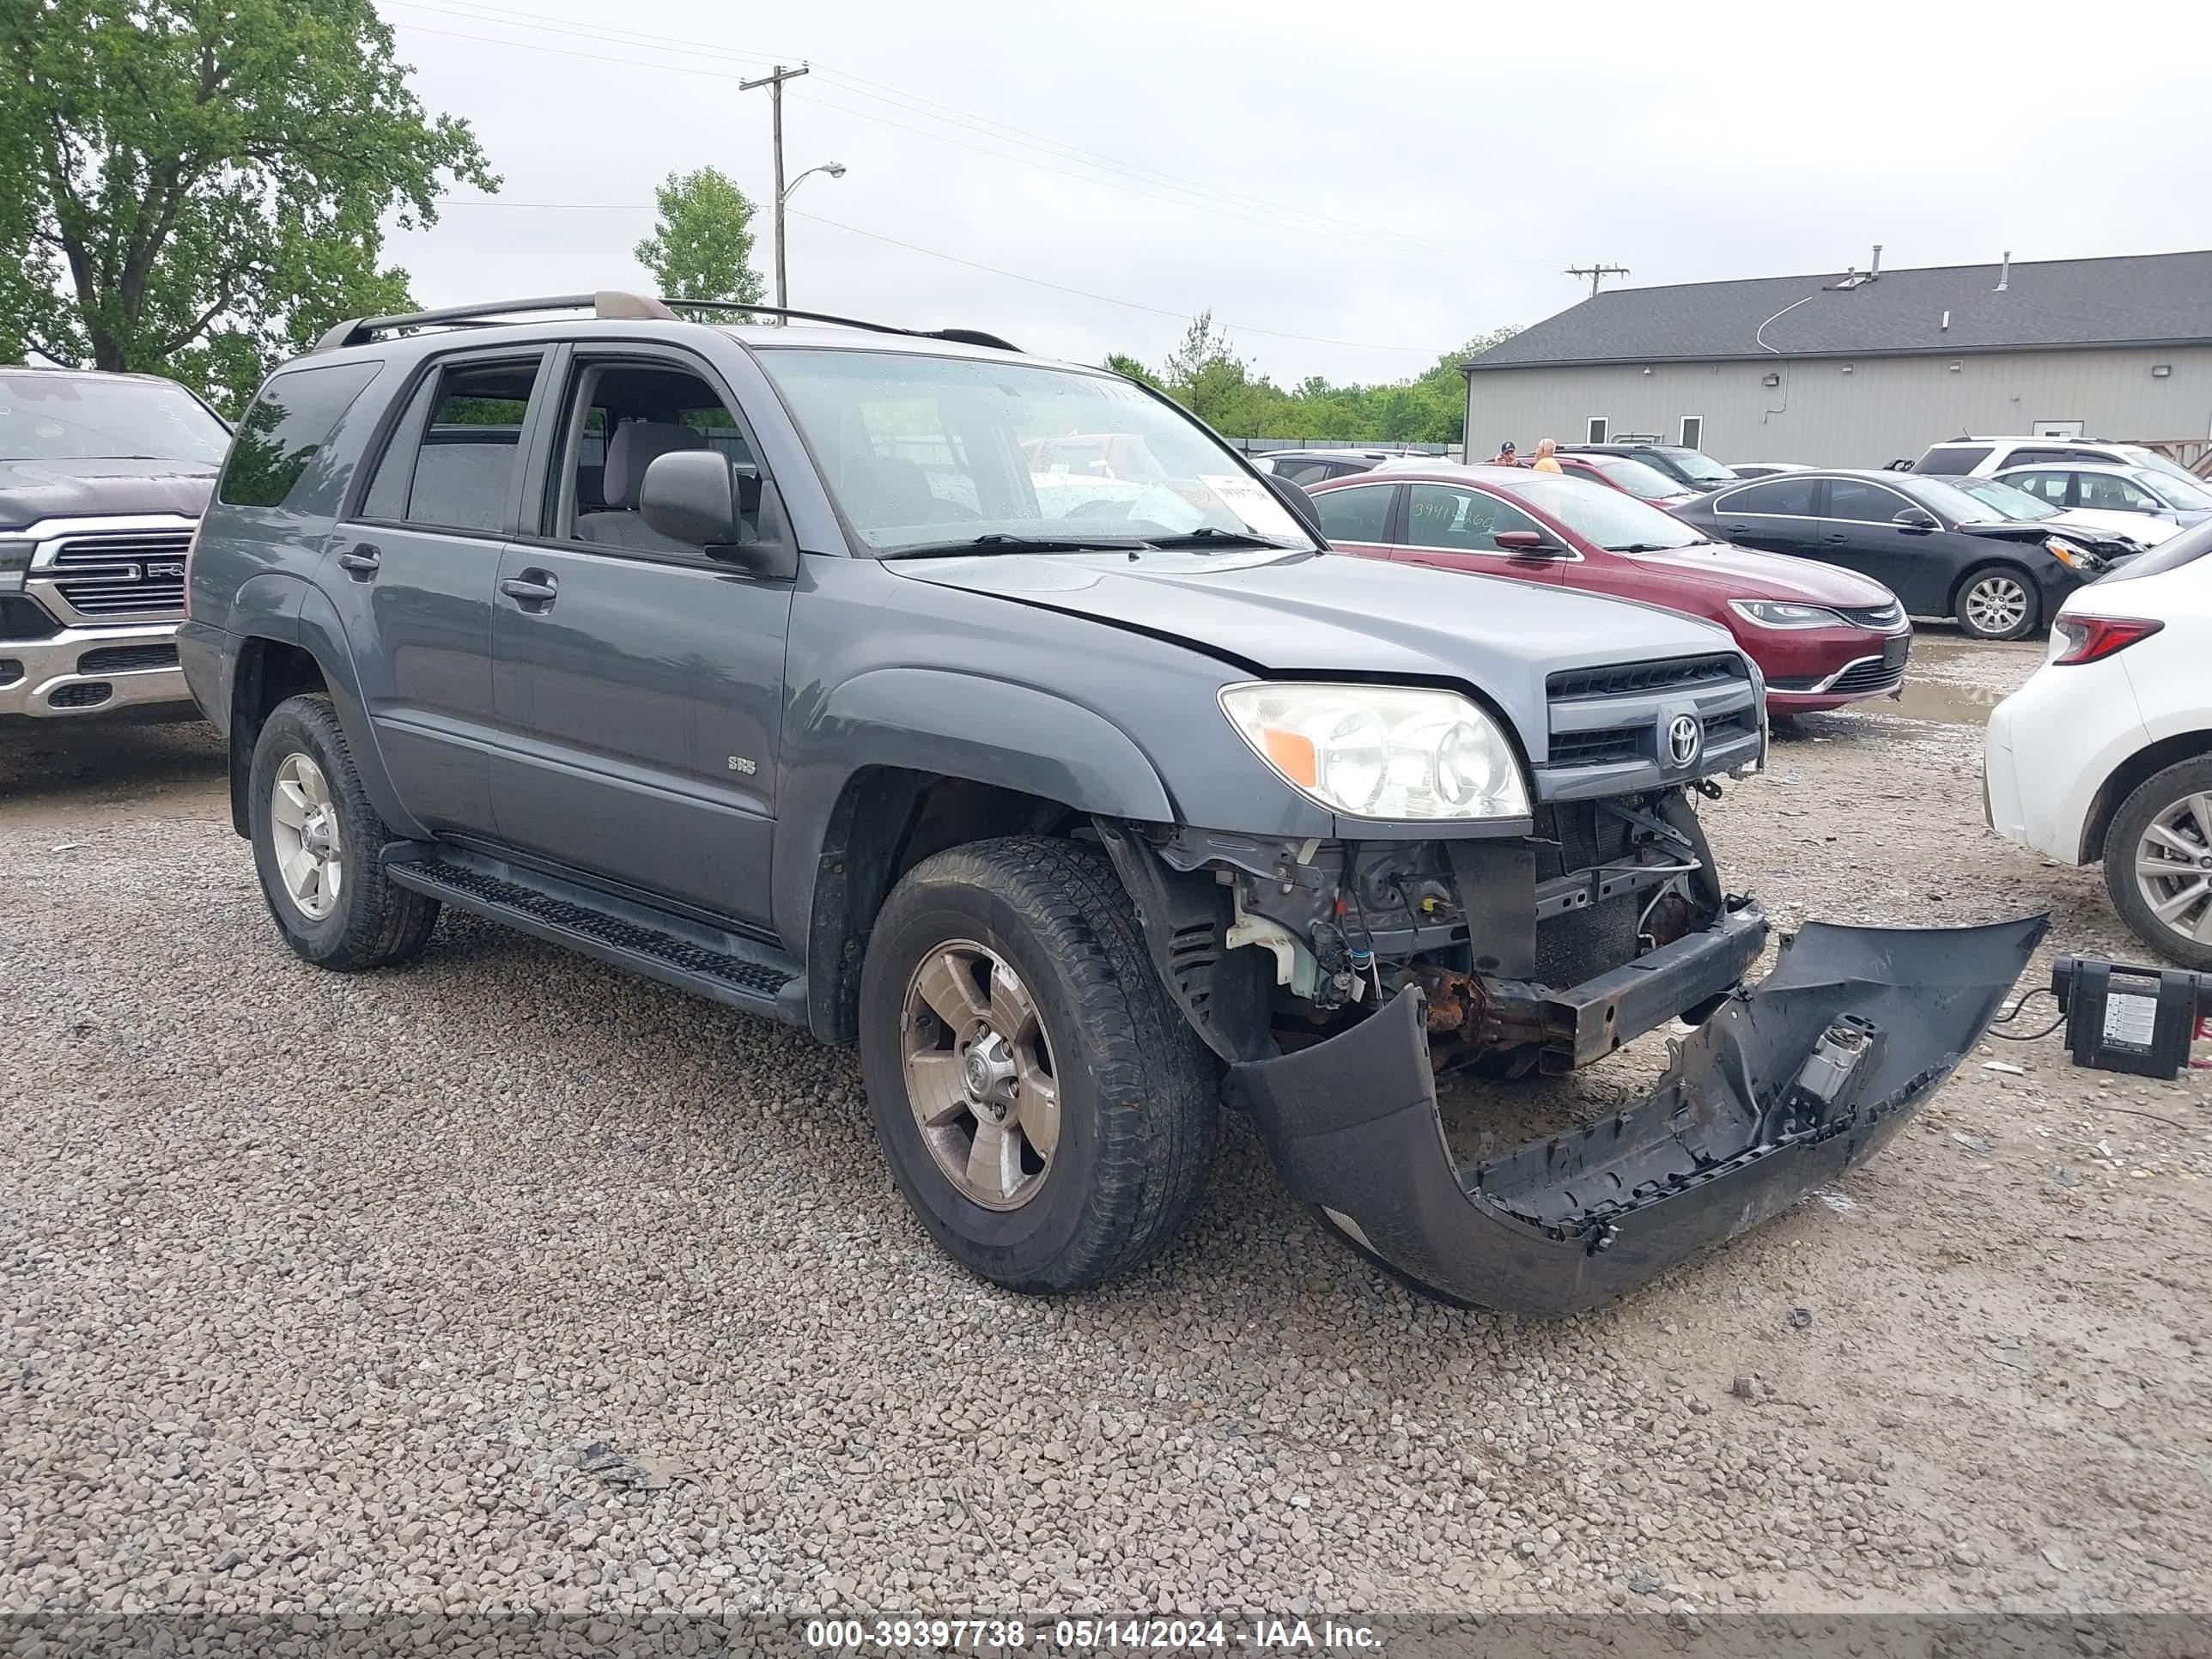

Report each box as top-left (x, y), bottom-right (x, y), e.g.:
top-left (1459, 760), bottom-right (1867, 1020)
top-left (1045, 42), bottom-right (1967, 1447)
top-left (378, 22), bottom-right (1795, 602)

top-left (383, 846), bottom-right (805, 1024)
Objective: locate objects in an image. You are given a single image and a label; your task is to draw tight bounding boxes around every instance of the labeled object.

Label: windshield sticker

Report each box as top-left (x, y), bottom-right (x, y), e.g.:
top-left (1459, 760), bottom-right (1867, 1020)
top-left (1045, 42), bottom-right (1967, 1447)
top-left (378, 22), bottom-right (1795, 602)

top-left (1200, 473), bottom-right (1302, 537)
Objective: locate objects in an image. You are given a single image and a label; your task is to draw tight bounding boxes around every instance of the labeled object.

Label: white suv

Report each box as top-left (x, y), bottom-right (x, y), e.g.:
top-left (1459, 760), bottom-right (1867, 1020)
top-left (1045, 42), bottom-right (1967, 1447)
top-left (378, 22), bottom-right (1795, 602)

top-left (1914, 435), bottom-right (2206, 488)
top-left (1984, 526), bottom-right (2212, 968)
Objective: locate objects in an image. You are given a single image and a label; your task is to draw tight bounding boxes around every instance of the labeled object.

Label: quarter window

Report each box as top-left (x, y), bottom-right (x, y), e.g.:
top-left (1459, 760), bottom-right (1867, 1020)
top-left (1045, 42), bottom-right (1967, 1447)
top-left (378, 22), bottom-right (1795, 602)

top-left (1826, 478), bottom-right (1911, 523)
top-left (1717, 477), bottom-right (1818, 516)
top-left (217, 362), bottom-right (381, 510)
top-left (1403, 483), bottom-right (1545, 552)
top-left (1313, 483), bottom-right (1393, 544)
top-left (1915, 445), bottom-right (1990, 475)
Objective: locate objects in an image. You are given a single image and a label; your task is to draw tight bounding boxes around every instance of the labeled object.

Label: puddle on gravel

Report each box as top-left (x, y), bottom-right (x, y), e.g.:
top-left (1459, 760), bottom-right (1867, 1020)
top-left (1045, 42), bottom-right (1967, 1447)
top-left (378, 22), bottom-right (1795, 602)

top-left (1835, 631), bottom-right (2043, 728)
top-left (1858, 676), bottom-right (2013, 726)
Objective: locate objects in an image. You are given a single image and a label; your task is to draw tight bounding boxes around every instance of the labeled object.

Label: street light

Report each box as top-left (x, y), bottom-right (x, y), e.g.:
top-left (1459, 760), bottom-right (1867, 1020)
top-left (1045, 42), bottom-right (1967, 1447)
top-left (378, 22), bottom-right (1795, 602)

top-left (775, 161), bottom-right (846, 322)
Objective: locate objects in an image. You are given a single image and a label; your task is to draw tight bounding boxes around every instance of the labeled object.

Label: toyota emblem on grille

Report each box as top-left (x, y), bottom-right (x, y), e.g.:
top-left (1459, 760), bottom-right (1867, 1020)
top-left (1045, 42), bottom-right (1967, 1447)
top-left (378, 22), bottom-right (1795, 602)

top-left (1668, 714), bottom-right (1702, 768)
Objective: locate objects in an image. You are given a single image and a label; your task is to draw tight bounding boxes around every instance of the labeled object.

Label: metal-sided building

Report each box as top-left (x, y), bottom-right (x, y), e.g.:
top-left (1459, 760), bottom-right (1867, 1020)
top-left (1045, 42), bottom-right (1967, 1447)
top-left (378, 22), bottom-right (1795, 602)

top-left (1462, 248), bottom-right (2212, 469)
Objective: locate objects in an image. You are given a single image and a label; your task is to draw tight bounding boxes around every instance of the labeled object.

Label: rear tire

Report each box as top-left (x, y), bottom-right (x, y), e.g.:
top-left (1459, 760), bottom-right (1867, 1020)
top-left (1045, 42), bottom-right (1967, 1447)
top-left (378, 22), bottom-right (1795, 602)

top-left (2102, 757), bottom-right (2212, 971)
top-left (249, 694), bottom-right (440, 970)
top-left (1954, 565), bottom-right (2039, 641)
top-left (858, 836), bottom-right (1218, 1294)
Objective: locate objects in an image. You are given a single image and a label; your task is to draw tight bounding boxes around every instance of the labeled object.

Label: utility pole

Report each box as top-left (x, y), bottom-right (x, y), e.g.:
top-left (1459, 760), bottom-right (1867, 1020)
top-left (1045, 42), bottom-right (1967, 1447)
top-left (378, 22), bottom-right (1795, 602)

top-left (738, 63), bottom-right (810, 323)
top-left (1565, 263), bottom-right (1630, 300)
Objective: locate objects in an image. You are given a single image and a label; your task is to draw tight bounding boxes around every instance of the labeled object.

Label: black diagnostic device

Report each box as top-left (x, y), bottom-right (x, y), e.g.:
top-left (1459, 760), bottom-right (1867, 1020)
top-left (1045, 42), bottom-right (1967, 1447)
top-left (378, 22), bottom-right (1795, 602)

top-left (2050, 957), bottom-right (2209, 1079)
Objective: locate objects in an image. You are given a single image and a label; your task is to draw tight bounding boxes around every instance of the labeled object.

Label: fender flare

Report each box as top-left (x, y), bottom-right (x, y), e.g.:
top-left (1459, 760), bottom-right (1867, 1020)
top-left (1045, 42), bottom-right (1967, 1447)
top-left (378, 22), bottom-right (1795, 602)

top-left (230, 585), bottom-right (428, 842)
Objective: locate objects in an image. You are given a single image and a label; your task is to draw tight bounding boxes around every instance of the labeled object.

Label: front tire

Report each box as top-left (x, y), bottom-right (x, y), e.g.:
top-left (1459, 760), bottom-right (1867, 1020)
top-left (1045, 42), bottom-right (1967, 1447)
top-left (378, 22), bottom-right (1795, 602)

top-left (858, 836), bottom-right (1218, 1294)
top-left (249, 693), bottom-right (440, 970)
top-left (2103, 757), bottom-right (2212, 971)
top-left (1954, 565), bottom-right (2039, 641)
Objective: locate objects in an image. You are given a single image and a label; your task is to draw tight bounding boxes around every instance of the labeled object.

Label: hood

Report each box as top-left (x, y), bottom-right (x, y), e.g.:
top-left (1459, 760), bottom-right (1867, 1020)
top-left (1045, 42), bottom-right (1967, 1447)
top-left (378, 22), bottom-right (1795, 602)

top-left (0, 457), bottom-right (216, 531)
top-left (889, 546), bottom-right (1743, 749)
top-left (1619, 540), bottom-right (1895, 605)
top-left (2039, 507), bottom-right (2178, 546)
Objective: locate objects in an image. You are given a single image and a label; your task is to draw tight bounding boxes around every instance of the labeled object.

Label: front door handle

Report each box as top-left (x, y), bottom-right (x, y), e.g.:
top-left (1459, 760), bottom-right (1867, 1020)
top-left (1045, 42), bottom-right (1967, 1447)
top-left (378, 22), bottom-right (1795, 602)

top-left (500, 573), bottom-right (558, 609)
top-left (1825, 532), bottom-right (1850, 544)
top-left (336, 544), bottom-right (381, 579)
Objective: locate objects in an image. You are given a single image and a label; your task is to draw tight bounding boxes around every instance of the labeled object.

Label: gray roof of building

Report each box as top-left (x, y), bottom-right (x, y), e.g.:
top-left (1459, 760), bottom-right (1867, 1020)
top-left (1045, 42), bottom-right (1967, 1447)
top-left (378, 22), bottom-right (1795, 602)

top-left (1467, 249), bottom-right (2212, 371)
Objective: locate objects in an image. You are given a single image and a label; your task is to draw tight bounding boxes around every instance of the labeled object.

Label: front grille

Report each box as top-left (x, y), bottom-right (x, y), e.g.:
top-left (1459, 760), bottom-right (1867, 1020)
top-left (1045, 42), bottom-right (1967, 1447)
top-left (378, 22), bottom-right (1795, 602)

top-left (50, 532), bottom-right (192, 617)
top-left (1836, 602), bottom-right (1905, 629)
top-left (48, 681), bottom-right (112, 708)
top-left (1704, 708), bottom-right (1759, 744)
top-left (1828, 657), bottom-right (1907, 695)
top-left (1548, 726), bottom-right (1644, 766)
top-left (76, 642), bottom-right (179, 676)
top-left (1547, 653), bottom-right (1747, 702)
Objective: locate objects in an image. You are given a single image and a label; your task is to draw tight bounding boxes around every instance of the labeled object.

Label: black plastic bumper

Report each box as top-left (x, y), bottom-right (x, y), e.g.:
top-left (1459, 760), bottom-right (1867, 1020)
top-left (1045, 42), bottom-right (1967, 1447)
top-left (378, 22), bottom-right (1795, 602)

top-left (1236, 915), bottom-right (2048, 1317)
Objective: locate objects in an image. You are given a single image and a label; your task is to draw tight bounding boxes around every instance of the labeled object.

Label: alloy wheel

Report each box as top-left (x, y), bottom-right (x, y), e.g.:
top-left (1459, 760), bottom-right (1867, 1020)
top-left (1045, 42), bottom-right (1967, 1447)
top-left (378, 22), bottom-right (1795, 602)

top-left (900, 940), bottom-right (1060, 1210)
top-left (2134, 791), bottom-right (2212, 948)
top-left (270, 752), bottom-right (343, 921)
top-left (1964, 575), bottom-right (2029, 637)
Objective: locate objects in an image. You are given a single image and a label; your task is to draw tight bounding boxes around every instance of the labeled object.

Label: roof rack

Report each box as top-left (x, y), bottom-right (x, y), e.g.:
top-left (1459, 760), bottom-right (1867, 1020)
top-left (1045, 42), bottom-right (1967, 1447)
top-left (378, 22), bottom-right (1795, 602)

top-left (313, 290), bottom-right (1021, 354)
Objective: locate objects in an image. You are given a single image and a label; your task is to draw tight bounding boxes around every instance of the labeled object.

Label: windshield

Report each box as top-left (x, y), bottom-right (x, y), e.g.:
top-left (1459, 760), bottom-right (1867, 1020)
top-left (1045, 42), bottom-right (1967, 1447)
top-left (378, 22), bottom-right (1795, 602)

top-left (2136, 468), bottom-right (2212, 511)
top-left (0, 372), bottom-right (229, 465)
top-left (2116, 445), bottom-right (2208, 490)
top-left (752, 348), bottom-right (1314, 554)
top-left (1504, 474), bottom-right (1705, 550)
top-left (1650, 445), bottom-right (1736, 485)
top-left (1956, 477), bottom-right (2062, 522)
top-left (1587, 455), bottom-right (1688, 500)
top-left (1904, 476), bottom-right (2010, 525)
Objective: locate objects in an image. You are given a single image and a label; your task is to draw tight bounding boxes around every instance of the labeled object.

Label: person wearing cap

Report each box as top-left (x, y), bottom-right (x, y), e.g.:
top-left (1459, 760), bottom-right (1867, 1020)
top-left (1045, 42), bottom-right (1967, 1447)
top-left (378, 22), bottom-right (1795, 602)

top-left (1530, 437), bottom-right (1563, 473)
top-left (1490, 441), bottom-right (1520, 465)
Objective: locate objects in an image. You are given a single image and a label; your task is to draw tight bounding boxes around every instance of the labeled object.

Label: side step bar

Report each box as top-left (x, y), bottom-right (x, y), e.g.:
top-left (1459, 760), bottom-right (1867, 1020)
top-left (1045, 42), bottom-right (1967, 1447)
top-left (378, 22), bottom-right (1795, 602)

top-left (384, 846), bottom-right (806, 1024)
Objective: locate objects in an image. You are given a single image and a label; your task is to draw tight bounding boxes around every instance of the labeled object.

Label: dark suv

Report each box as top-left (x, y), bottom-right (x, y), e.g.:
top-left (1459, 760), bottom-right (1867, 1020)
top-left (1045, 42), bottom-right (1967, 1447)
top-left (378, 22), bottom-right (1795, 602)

top-left (1, 366), bottom-right (230, 720)
top-left (1560, 441), bottom-right (1741, 496)
top-left (180, 293), bottom-right (2039, 1314)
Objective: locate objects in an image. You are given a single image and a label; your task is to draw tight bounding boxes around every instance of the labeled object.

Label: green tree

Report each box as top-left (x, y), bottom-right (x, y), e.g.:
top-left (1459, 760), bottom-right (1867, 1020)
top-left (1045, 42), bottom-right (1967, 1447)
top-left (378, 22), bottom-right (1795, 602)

top-left (634, 167), bottom-right (765, 308)
top-left (1103, 351), bottom-right (1161, 390)
top-left (0, 0), bottom-right (496, 411)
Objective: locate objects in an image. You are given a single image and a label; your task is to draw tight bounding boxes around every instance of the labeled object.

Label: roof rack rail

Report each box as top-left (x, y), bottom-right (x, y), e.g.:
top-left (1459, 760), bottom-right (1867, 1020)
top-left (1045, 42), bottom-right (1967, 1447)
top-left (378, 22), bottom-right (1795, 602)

top-left (314, 290), bottom-right (1021, 355)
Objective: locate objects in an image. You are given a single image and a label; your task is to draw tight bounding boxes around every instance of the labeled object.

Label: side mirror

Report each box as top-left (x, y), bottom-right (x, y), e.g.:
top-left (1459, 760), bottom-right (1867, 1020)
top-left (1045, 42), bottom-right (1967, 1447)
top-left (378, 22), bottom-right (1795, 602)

top-left (1495, 529), bottom-right (1568, 556)
top-left (1892, 507), bottom-right (1939, 531)
top-left (640, 451), bottom-right (796, 578)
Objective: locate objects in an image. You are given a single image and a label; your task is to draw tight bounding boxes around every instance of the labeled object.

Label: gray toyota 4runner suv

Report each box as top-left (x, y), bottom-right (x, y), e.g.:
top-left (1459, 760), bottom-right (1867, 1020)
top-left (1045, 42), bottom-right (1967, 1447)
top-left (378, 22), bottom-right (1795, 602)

top-left (181, 293), bottom-right (2042, 1316)
top-left (3, 367), bottom-right (230, 719)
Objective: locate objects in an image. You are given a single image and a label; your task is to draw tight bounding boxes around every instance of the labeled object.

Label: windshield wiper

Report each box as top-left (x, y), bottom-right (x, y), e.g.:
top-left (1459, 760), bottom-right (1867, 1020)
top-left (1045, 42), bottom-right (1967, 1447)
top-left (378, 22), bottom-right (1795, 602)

top-left (881, 532), bottom-right (1146, 560)
top-left (1143, 528), bottom-right (1297, 550)
top-left (1604, 542), bottom-right (1691, 553)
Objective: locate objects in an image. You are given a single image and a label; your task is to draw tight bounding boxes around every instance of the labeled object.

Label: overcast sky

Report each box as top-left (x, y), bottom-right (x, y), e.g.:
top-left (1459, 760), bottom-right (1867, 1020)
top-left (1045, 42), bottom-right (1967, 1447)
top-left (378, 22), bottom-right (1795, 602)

top-left (379, 0), bottom-right (2212, 387)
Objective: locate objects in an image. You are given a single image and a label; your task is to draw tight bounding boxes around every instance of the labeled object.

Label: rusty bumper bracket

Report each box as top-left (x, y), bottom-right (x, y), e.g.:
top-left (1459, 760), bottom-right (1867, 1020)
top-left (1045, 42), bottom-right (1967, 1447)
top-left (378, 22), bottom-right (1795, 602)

top-left (1235, 915), bottom-right (2048, 1317)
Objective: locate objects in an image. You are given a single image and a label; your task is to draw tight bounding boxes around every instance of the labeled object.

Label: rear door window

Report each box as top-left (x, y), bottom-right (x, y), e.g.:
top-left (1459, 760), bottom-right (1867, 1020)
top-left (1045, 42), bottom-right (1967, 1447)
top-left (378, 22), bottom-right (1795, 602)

top-left (2006, 471), bottom-right (2072, 507)
top-left (1313, 483), bottom-right (1395, 544)
top-left (1914, 446), bottom-right (1990, 475)
top-left (217, 362), bottom-right (382, 511)
top-left (1715, 477), bottom-right (1818, 516)
top-left (360, 356), bottom-right (544, 535)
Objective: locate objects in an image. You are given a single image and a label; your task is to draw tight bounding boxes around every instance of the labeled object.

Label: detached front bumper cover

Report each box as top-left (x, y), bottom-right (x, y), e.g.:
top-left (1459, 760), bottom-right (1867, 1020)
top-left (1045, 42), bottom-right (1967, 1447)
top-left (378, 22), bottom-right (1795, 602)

top-left (1237, 915), bottom-right (2048, 1317)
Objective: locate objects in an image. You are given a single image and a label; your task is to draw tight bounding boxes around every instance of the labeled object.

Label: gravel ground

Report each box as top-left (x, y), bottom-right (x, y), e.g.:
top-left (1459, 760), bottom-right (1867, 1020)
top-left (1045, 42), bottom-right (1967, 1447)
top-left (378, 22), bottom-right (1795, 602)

top-left (3, 635), bottom-right (2208, 1622)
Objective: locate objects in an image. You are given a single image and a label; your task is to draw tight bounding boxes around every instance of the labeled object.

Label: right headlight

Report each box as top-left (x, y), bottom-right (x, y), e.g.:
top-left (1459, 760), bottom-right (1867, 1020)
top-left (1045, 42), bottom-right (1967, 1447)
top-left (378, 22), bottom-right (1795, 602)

top-left (0, 538), bottom-right (31, 595)
top-left (1218, 682), bottom-right (1529, 821)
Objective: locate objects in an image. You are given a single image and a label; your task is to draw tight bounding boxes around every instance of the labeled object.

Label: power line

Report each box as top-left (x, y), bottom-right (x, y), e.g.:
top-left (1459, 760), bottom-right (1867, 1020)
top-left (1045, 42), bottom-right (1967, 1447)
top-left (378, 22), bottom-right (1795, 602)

top-left (432, 198), bottom-right (1437, 355)
top-left (1565, 262), bottom-right (1631, 299)
top-left (383, 0), bottom-right (1558, 271)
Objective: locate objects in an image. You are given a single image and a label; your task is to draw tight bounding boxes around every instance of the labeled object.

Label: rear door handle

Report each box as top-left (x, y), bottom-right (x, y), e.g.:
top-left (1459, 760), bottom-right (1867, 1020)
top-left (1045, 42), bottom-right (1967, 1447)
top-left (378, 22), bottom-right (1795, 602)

top-left (1726, 526), bottom-right (1751, 537)
top-left (1825, 532), bottom-right (1850, 544)
top-left (500, 573), bottom-right (558, 609)
top-left (336, 544), bottom-right (381, 578)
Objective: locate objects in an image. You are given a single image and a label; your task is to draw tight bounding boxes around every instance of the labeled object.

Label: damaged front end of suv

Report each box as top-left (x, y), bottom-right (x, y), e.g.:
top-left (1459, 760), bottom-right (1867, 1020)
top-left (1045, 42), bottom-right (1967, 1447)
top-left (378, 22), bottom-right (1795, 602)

top-left (1101, 650), bottom-right (2043, 1318)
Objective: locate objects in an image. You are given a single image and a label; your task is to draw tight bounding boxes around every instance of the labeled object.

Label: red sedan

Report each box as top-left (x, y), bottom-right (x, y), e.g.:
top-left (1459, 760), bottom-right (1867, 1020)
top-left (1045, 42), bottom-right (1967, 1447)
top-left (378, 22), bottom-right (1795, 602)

top-left (1553, 451), bottom-right (1702, 509)
top-left (1307, 465), bottom-right (1912, 714)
